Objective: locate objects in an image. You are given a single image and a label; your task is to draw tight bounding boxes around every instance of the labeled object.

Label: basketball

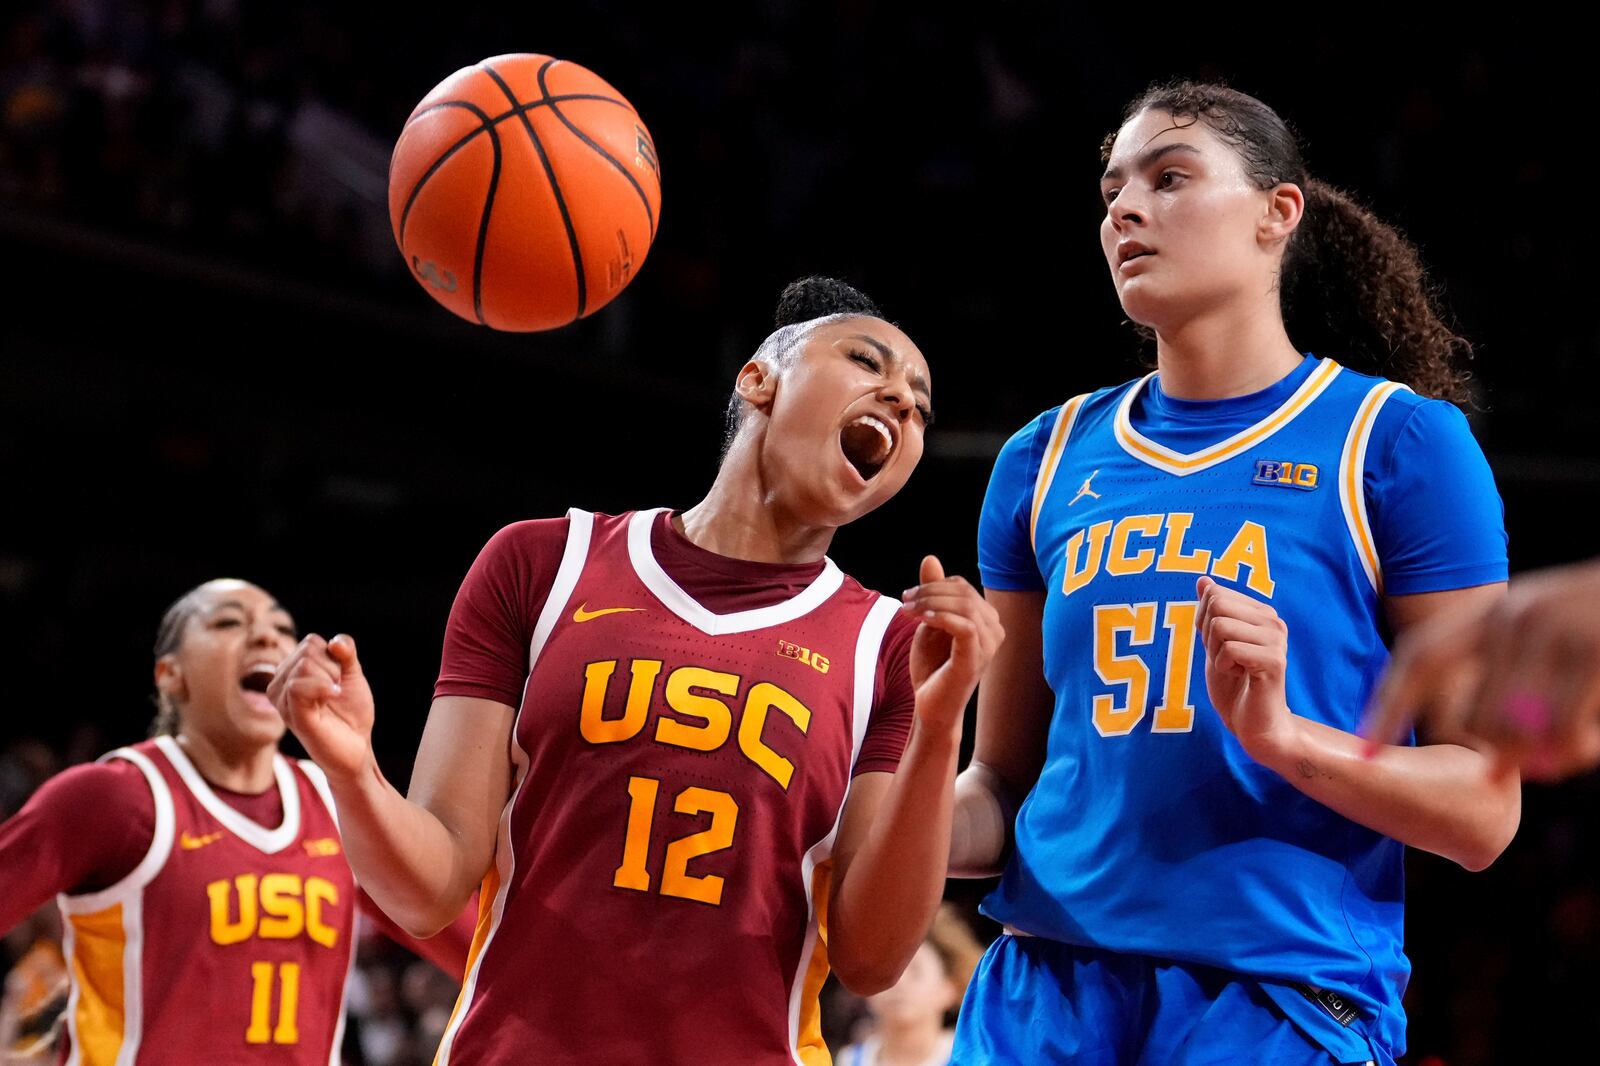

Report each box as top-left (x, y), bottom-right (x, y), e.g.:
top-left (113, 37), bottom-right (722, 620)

top-left (388, 53), bottom-right (662, 332)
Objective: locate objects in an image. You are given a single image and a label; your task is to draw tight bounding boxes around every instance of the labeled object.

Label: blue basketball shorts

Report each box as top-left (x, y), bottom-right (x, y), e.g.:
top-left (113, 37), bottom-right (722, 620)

top-left (950, 933), bottom-right (1394, 1066)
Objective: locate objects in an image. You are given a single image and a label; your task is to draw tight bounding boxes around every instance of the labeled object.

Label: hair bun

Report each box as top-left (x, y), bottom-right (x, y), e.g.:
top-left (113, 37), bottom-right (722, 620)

top-left (773, 276), bottom-right (882, 328)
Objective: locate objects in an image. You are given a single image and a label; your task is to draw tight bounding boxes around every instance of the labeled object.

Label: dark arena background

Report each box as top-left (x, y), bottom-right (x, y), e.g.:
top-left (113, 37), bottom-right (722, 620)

top-left (1, 5), bottom-right (1594, 1064)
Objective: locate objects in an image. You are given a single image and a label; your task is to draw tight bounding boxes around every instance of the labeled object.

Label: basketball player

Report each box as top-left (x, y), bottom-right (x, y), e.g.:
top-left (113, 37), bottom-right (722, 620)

top-left (271, 277), bottom-right (1002, 1064)
top-left (1365, 557), bottom-right (1600, 782)
top-left (945, 83), bottom-right (1520, 1066)
top-left (0, 579), bottom-right (471, 1064)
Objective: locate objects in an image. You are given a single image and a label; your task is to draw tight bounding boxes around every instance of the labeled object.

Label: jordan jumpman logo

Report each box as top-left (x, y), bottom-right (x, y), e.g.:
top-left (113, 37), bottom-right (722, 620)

top-left (1069, 469), bottom-right (1102, 506)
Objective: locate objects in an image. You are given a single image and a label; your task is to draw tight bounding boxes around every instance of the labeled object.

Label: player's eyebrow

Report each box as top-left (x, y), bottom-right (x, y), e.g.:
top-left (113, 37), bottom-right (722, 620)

top-left (846, 333), bottom-right (932, 402)
top-left (1101, 142), bottom-right (1202, 183)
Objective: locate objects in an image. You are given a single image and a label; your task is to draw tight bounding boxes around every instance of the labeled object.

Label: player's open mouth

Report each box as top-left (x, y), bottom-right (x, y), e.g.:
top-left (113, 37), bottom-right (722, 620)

top-left (239, 664), bottom-right (277, 695)
top-left (239, 663), bottom-right (278, 713)
top-left (840, 414), bottom-right (894, 482)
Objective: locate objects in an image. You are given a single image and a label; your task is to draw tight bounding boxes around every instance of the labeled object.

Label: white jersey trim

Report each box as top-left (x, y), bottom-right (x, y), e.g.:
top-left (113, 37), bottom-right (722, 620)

top-left (1113, 358), bottom-right (1343, 476)
top-left (786, 594), bottom-right (899, 1064)
top-left (297, 760), bottom-right (340, 832)
top-left (152, 734), bottom-right (301, 854)
top-left (627, 507), bottom-right (846, 635)
top-left (327, 931), bottom-right (357, 1066)
top-left (434, 507), bottom-right (596, 1066)
top-left (1339, 381), bottom-right (1411, 594)
top-left (57, 747), bottom-right (175, 1066)
top-left (58, 748), bottom-right (176, 915)
top-left (1030, 394), bottom-right (1089, 550)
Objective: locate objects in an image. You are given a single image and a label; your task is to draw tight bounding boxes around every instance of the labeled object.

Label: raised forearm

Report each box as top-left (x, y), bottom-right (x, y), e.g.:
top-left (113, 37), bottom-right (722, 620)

top-left (829, 720), bottom-right (962, 993)
top-left (1259, 714), bottom-right (1520, 871)
top-left (327, 761), bottom-right (482, 936)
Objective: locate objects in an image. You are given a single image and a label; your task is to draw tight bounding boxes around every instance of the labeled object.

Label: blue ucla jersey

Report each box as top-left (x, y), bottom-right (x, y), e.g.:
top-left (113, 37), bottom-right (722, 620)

top-left (976, 355), bottom-right (1507, 1055)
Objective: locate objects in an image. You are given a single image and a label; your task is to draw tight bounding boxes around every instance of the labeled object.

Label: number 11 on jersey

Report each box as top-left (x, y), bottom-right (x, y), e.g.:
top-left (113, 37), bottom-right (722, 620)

top-left (246, 961), bottom-right (299, 1044)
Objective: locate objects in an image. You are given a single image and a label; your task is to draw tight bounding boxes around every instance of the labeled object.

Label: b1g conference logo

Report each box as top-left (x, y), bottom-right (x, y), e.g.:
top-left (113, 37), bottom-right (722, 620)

top-left (1252, 459), bottom-right (1319, 491)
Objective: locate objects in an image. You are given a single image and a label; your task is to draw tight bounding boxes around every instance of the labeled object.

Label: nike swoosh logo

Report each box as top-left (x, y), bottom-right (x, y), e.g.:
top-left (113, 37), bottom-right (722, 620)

top-left (572, 603), bottom-right (644, 623)
top-left (180, 831), bottom-right (225, 850)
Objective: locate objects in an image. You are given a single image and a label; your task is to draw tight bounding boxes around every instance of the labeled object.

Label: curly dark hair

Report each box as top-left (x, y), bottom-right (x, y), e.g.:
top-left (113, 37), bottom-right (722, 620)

top-left (719, 276), bottom-right (887, 455)
top-left (1105, 81), bottom-right (1473, 405)
top-left (772, 275), bottom-right (883, 328)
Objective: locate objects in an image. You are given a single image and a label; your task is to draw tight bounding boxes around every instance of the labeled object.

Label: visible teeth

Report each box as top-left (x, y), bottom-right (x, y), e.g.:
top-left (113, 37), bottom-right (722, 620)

top-left (244, 664), bottom-right (277, 678)
top-left (850, 415), bottom-right (893, 453)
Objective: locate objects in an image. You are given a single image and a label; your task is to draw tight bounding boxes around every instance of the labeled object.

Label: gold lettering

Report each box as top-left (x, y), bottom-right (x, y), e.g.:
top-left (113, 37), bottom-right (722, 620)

top-left (1213, 521), bottom-right (1275, 597)
top-left (208, 874), bottom-right (259, 945)
top-left (1106, 514), bottom-right (1163, 576)
top-left (738, 682), bottom-right (812, 789)
top-left (1156, 513), bottom-right (1212, 574)
top-left (258, 873), bottom-right (304, 940)
top-left (580, 659), bottom-right (661, 744)
top-left (656, 667), bottom-right (737, 751)
top-left (305, 877), bottom-right (339, 949)
top-left (1062, 520), bottom-right (1113, 596)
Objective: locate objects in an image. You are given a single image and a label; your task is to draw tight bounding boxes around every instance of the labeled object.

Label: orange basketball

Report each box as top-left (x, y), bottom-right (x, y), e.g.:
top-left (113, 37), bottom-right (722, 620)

top-left (388, 53), bottom-right (661, 331)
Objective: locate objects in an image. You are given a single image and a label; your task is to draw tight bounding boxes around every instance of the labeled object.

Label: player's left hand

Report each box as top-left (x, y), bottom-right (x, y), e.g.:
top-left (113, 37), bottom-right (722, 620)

top-left (1197, 576), bottom-right (1296, 762)
top-left (901, 556), bottom-right (1004, 735)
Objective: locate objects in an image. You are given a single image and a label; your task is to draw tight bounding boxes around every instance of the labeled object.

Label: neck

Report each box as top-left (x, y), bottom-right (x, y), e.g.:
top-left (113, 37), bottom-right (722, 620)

top-left (176, 729), bottom-right (278, 793)
top-left (874, 1016), bottom-right (945, 1064)
top-left (1153, 298), bottom-right (1303, 400)
top-left (678, 434), bottom-right (836, 564)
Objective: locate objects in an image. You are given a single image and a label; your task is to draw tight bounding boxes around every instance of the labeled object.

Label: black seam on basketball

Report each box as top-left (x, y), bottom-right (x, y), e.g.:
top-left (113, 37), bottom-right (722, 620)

top-left (473, 118), bottom-right (503, 326)
top-left (400, 96), bottom-right (634, 243)
top-left (399, 101), bottom-right (492, 245)
top-left (409, 92), bottom-right (634, 128)
top-left (480, 60), bottom-right (587, 321)
top-left (537, 62), bottom-right (656, 240)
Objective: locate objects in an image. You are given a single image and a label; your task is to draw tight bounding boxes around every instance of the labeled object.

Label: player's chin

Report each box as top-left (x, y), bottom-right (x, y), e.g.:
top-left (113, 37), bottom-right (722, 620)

top-left (232, 699), bottom-right (289, 746)
top-left (831, 460), bottom-right (912, 523)
top-left (1115, 283), bottom-right (1167, 327)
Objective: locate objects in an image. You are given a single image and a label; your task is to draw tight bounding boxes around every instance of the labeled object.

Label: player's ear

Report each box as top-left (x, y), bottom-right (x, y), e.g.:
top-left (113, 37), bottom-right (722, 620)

top-left (734, 359), bottom-right (779, 411)
top-left (1259, 181), bottom-right (1304, 246)
top-left (154, 654), bottom-right (186, 703)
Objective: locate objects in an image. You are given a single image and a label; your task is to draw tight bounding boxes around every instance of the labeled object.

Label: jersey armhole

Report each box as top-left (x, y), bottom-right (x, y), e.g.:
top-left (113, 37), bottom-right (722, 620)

top-left (1336, 382), bottom-right (1411, 595)
top-left (1029, 394), bottom-right (1091, 550)
top-left (57, 749), bottom-right (176, 914)
top-left (297, 760), bottom-right (340, 830)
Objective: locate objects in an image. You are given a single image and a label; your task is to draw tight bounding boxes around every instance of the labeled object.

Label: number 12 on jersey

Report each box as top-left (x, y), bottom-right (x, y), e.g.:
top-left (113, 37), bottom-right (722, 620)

top-left (614, 776), bottom-right (739, 906)
top-left (1092, 600), bottom-right (1199, 736)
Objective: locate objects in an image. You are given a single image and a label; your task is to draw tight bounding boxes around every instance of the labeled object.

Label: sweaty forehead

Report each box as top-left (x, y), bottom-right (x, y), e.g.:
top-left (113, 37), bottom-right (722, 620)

top-left (1107, 109), bottom-right (1215, 163)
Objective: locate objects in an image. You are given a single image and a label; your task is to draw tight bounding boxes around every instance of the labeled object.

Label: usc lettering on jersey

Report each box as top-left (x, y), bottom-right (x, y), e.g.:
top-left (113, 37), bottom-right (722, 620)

top-left (56, 736), bottom-right (354, 1065)
top-left (437, 509), bottom-right (901, 1066)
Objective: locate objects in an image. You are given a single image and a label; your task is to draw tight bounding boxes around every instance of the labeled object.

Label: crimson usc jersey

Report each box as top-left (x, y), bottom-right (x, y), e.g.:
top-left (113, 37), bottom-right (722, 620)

top-left (56, 735), bottom-right (354, 1065)
top-left (435, 509), bottom-right (911, 1065)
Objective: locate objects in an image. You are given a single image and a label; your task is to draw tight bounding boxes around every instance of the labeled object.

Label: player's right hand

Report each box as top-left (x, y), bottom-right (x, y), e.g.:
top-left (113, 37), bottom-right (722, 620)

top-left (901, 555), bottom-right (1004, 735)
top-left (269, 633), bottom-right (376, 786)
